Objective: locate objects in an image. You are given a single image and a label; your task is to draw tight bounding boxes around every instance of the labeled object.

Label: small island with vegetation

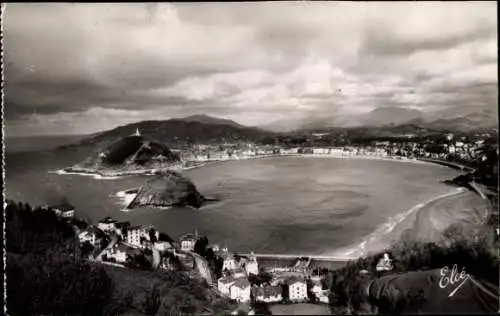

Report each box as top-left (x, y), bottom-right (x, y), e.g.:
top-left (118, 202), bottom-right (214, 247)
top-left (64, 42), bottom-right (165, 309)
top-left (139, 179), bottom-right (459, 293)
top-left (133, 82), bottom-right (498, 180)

top-left (126, 170), bottom-right (219, 210)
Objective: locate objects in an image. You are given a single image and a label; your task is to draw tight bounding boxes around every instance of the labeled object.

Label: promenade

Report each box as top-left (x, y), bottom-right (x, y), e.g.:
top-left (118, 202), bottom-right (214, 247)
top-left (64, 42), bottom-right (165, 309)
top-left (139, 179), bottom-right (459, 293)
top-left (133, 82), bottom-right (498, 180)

top-left (239, 253), bottom-right (355, 261)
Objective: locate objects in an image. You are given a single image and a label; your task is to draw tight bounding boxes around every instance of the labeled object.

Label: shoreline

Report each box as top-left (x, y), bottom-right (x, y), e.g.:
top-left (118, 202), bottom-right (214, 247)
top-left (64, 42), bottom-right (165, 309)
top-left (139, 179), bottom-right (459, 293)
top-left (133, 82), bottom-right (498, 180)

top-left (52, 153), bottom-right (441, 178)
top-left (329, 187), bottom-right (467, 259)
top-left (54, 153), bottom-right (485, 262)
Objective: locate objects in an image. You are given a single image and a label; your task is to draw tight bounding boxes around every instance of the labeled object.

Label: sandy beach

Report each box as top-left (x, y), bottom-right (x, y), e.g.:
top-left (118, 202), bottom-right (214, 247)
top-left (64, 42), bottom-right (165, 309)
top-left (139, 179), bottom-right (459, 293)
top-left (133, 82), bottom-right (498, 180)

top-left (53, 152), bottom-right (436, 178)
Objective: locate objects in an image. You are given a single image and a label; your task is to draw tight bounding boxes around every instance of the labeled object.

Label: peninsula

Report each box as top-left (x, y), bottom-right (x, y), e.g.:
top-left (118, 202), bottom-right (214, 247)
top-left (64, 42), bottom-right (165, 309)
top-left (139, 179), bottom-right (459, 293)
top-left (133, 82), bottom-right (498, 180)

top-left (64, 129), bottom-right (182, 177)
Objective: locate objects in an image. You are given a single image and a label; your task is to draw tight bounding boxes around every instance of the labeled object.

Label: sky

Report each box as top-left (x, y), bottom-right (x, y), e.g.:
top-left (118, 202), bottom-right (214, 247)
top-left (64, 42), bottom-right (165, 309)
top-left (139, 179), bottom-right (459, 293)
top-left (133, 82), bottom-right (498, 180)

top-left (3, 2), bottom-right (498, 136)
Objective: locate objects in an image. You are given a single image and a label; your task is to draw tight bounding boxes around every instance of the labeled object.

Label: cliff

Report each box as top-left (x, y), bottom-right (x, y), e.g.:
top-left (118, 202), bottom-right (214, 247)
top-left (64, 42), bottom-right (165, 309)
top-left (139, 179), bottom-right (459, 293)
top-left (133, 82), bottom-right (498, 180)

top-left (127, 171), bottom-right (209, 209)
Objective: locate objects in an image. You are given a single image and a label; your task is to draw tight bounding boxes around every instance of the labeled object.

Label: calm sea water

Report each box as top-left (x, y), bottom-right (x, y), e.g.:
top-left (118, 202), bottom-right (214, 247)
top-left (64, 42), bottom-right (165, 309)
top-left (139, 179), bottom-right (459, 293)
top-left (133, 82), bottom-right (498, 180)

top-left (5, 135), bottom-right (86, 153)
top-left (5, 145), bottom-right (462, 256)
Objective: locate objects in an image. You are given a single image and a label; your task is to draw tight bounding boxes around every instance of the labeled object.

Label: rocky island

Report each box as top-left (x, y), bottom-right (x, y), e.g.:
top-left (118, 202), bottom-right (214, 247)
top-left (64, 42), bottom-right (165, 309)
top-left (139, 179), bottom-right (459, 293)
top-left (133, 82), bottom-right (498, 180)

top-left (126, 170), bottom-right (217, 209)
top-left (64, 129), bottom-right (182, 176)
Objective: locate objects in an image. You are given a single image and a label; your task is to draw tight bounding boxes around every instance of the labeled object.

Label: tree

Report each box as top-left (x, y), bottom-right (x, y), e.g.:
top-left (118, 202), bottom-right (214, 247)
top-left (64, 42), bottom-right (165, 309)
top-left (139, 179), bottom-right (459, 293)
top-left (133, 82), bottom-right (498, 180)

top-left (7, 251), bottom-right (114, 315)
top-left (80, 241), bottom-right (94, 259)
top-left (194, 236), bottom-right (209, 257)
top-left (158, 232), bottom-right (173, 243)
top-left (142, 284), bottom-right (162, 315)
top-left (148, 228), bottom-right (158, 243)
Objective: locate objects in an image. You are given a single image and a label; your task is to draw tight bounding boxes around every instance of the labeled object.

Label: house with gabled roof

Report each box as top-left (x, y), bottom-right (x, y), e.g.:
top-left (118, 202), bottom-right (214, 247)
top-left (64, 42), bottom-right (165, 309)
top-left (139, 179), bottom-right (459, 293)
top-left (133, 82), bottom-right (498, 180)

top-left (78, 226), bottom-right (105, 247)
top-left (180, 232), bottom-right (198, 252)
top-left (97, 217), bottom-right (118, 232)
top-left (251, 285), bottom-right (283, 303)
top-left (230, 278), bottom-right (251, 302)
top-left (218, 275), bottom-right (236, 295)
top-left (51, 202), bottom-right (75, 218)
top-left (288, 276), bottom-right (308, 302)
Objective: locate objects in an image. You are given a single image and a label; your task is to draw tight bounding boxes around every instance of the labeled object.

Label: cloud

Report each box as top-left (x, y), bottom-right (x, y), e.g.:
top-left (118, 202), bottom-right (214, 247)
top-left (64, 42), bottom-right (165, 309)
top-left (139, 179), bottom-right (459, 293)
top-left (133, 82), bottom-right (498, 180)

top-left (3, 2), bottom-right (497, 135)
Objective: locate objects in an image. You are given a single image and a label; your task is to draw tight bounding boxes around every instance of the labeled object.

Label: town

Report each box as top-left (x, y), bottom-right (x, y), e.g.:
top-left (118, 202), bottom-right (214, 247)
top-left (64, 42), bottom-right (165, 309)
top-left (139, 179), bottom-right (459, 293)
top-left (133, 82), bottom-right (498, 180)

top-left (178, 131), bottom-right (495, 173)
top-left (31, 127), bottom-right (496, 315)
top-left (40, 196), bottom-right (398, 315)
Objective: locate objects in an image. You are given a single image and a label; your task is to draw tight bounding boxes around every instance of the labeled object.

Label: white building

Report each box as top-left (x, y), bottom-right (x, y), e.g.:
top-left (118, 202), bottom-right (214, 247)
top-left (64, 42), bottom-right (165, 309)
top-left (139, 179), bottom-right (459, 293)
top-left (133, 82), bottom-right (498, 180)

top-left (313, 148), bottom-right (330, 155)
top-left (245, 253), bottom-right (259, 276)
top-left (318, 294), bottom-right (329, 304)
top-left (230, 278), bottom-right (251, 302)
top-left (288, 277), bottom-right (308, 302)
top-left (180, 233), bottom-right (197, 252)
top-left (282, 148), bottom-right (299, 155)
top-left (376, 253), bottom-right (394, 272)
top-left (222, 254), bottom-right (239, 272)
top-left (97, 217), bottom-right (118, 232)
top-left (78, 227), bottom-right (103, 247)
top-left (126, 226), bottom-right (149, 248)
top-left (233, 268), bottom-right (247, 279)
top-left (252, 285), bottom-right (283, 303)
top-left (105, 244), bottom-right (130, 263)
top-left (311, 283), bottom-right (322, 295)
top-left (153, 241), bottom-right (173, 252)
top-left (51, 203), bottom-right (75, 218)
top-left (218, 275), bottom-right (236, 295)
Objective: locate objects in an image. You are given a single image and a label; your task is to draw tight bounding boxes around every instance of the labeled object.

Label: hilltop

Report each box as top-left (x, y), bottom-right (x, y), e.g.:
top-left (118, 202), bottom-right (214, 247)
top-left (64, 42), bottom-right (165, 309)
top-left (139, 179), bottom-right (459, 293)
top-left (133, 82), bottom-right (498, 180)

top-left (63, 115), bottom-right (275, 150)
top-left (64, 133), bottom-right (182, 176)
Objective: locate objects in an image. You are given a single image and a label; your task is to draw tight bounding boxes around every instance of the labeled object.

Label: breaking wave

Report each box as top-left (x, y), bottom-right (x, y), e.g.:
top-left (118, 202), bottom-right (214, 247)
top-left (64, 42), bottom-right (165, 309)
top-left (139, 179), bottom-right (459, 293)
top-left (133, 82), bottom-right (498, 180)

top-left (50, 169), bottom-right (124, 180)
top-left (330, 187), bottom-right (466, 258)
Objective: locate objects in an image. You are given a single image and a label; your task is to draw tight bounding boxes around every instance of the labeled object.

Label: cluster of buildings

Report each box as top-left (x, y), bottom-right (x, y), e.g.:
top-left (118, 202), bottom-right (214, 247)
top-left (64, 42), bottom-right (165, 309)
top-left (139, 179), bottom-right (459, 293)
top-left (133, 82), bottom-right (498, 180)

top-left (75, 217), bottom-right (182, 268)
top-left (216, 250), bottom-right (258, 302)
top-left (214, 249), bottom-right (330, 305)
top-left (64, 204), bottom-right (333, 307)
top-left (42, 203), bottom-right (76, 219)
top-left (178, 132), bottom-right (493, 169)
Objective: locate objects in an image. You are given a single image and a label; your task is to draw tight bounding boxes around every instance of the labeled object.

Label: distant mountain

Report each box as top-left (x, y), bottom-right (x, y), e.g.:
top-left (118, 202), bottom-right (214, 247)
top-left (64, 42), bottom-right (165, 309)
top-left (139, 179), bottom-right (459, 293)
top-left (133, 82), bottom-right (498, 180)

top-left (358, 107), bottom-right (424, 127)
top-left (262, 107), bottom-right (425, 131)
top-left (64, 115), bottom-right (275, 150)
top-left (268, 106), bottom-right (497, 133)
top-left (179, 114), bottom-right (244, 128)
top-left (413, 107), bottom-right (498, 132)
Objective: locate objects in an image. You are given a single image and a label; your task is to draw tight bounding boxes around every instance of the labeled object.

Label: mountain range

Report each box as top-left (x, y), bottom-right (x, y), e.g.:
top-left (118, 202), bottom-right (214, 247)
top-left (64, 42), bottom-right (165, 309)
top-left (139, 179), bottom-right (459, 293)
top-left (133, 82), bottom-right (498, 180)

top-left (59, 108), bottom-right (497, 152)
top-left (262, 106), bottom-right (498, 133)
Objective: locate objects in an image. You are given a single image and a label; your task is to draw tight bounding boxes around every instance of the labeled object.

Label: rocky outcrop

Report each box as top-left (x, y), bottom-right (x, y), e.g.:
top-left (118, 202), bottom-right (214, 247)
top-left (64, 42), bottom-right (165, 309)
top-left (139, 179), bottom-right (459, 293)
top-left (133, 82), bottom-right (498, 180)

top-left (127, 171), bottom-right (212, 209)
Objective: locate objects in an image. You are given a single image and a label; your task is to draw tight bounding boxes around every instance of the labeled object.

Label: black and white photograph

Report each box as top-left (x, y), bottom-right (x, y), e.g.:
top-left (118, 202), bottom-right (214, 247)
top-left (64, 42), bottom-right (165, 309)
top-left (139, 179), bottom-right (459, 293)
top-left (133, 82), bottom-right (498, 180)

top-left (2, 2), bottom-right (499, 315)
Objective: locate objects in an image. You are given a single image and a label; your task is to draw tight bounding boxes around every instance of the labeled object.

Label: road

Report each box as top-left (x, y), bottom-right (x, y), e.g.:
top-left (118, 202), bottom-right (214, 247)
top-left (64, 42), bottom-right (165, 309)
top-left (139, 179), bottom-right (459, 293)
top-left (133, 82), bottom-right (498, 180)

top-left (191, 252), bottom-right (215, 285)
top-left (240, 253), bottom-right (354, 261)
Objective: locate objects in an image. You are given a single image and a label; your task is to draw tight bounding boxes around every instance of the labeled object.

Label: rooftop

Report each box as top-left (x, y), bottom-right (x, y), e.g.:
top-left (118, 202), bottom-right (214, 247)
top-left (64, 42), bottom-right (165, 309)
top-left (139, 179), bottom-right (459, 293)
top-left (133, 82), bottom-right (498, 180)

top-left (231, 278), bottom-right (251, 290)
top-left (252, 285), bottom-right (282, 298)
top-left (99, 217), bottom-right (117, 224)
top-left (287, 276), bottom-right (306, 286)
top-left (51, 203), bottom-right (75, 212)
top-left (218, 275), bottom-right (236, 285)
top-left (180, 233), bottom-right (197, 241)
top-left (115, 221), bottom-right (131, 228)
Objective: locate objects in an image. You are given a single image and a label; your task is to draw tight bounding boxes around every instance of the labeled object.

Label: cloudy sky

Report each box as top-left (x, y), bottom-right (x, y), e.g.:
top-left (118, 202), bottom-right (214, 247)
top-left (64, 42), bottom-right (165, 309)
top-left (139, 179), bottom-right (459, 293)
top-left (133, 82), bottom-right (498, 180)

top-left (4, 2), bottom-right (497, 136)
